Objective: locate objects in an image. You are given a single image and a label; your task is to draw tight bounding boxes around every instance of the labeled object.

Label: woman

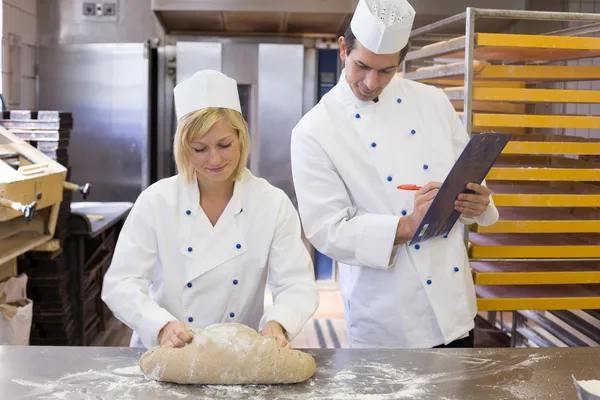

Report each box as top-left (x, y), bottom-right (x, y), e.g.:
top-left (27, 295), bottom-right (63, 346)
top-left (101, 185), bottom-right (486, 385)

top-left (101, 70), bottom-right (319, 349)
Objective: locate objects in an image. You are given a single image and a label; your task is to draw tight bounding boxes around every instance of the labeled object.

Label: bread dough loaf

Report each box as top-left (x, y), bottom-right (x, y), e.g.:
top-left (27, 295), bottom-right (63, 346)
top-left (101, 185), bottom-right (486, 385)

top-left (139, 323), bottom-right (316, 385)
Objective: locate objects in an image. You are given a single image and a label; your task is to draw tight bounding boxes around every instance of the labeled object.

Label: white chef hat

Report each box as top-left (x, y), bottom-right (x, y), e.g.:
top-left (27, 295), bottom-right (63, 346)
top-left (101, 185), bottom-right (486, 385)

top-left (350, 0), bottom-right (416, 54)
top-left (173, 70), bottom-right (242, 120)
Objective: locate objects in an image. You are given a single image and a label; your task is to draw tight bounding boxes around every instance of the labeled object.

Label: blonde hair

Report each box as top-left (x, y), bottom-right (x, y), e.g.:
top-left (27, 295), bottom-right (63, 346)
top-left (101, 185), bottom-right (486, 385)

top-left (173, 108), bottom-right (250, 182)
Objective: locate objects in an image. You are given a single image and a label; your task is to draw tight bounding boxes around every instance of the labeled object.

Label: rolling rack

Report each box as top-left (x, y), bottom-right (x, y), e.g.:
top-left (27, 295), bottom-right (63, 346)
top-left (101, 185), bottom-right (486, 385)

top-left (403, 9), bottom-right (600, 347)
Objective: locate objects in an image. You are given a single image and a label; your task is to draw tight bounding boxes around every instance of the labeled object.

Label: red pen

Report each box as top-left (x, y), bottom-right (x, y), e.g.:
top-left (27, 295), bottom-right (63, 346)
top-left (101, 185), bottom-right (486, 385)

top-left (397, 184), bottom-right (422, 191)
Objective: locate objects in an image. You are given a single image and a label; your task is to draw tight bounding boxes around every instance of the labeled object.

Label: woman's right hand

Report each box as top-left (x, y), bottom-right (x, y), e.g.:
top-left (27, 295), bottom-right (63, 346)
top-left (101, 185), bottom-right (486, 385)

top-left (158, 321), bottom-right (193, 348)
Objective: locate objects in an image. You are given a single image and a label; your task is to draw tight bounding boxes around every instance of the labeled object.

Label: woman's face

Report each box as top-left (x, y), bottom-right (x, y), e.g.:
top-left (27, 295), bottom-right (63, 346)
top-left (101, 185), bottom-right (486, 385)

top-left (189, 118), bottom-right (241, 184)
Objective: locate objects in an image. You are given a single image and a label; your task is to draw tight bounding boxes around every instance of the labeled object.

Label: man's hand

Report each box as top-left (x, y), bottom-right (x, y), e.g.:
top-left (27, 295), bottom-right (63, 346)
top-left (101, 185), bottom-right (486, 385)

top-left (261, 321), bottom-right (291, 348)
top-left (395, 182), bottom-right (441, 244)
top-left (158, 321), bottom-right (192, 348)
top-left (454, 183), bottom-right (491, 218)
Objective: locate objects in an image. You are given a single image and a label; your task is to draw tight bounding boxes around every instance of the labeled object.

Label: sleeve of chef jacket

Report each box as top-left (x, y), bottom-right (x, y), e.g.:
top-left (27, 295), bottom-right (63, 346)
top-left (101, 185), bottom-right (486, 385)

top-left (259, 190), bottom-right (320, 340)
top-left (443, 90), bottom-right (499, 227)
top-left (101, 191), bottom-right (177, 349)
top-left (291, 128), bottom-right (401, 270)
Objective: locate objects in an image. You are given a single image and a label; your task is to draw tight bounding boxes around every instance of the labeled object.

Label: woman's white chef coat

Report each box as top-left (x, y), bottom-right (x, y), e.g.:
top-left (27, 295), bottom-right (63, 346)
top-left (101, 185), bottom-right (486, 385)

top-left (101, 169), bottom-right (319, 349)
top-left (290, 70), bottom-right (498, 348)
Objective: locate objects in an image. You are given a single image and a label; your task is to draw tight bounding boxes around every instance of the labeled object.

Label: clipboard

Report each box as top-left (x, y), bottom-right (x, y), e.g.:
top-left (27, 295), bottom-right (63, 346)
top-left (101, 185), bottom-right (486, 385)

top-left (409, 132), bottom-right (511, 246)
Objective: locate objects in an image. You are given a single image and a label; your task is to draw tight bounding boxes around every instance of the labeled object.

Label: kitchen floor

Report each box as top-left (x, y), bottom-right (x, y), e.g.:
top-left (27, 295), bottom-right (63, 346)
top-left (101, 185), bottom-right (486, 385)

top-left (92, 283), bottom-right (348, 348)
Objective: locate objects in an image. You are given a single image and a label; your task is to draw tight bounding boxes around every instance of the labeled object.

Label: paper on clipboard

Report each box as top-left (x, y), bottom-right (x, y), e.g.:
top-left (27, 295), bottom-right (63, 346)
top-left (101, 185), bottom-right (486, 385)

top-left (409, 132), bottom-right (511, 246)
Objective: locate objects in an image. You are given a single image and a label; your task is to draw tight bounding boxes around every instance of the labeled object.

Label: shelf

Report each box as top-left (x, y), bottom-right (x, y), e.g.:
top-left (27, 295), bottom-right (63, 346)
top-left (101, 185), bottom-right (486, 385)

top-left (405, 61), bottom-right (600, 83)
top-left (469, 232), bottom-right (600, 259)
top-left (445, 87), bottom-right (600, 104)
top-left (476, 284), bottom-right (600, 310)
top-left (503, 141), bottom-right (600, 156)
top-left (407, 33), bottom-right (600, 62)
top-left (488, 182), bottom-right (600, 207)
top-left (419, 79), bottom-right (526, 88)
top-left (452, 100), bottom-right (526, 114)
top-left (471, 261), bottom-right (600, 285)
top-left (474, 207), bottom-right (600, 233)
top-left (474, 113), bottom-right (600, 129)
top-left (487, 167), bottom-right (600, 181)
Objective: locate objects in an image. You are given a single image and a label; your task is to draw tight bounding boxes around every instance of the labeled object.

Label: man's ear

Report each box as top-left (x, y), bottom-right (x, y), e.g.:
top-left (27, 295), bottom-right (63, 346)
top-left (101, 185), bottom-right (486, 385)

top-left (338, 36), bottom-right (347, 64)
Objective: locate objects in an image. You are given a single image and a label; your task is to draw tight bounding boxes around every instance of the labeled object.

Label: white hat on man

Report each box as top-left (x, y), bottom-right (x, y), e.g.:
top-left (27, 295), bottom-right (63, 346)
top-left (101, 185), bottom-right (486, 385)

top-left (350, 0), bottom-right (416, 55)
top-left (173, 70), bottom-right (242, 120)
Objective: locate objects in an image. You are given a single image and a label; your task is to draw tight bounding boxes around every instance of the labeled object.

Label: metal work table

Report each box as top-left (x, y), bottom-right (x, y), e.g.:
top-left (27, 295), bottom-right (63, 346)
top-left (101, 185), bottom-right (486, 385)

top-left (1, 346), bottom-right (598, 399)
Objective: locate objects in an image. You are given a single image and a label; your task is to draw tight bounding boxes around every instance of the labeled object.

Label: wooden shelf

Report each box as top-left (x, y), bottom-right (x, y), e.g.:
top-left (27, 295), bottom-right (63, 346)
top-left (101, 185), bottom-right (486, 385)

top-left (476, 284), bottom-right (600, 310)
top-left (419, 79), bottom-right (526, 88)
top-left (445, 87), bottom-right (600, 104)
top-left (407, 33), bottom-right (600, 62)
top-left (474, 113), bottom-right (600, 129)
top-left (452, 100), bottom-right (526, 114)
top-left (405, 61), bottom-right (600, 83)
top-left (487, 167), bottom-right (600, 181)
top-left (469, 232), bottom-right (600, 259)
top-left (471, 261), bottom-right (600, 285)
top-left (474, 207), bottom-right (600, 233)
top-left (488, 182), bottom-right (600, 207)
top-left (503, 141), bottom-right (600, 156)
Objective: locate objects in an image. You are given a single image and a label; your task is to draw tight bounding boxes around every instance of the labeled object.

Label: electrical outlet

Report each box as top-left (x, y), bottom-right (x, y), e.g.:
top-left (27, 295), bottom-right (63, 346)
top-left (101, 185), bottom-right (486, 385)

top-left (82, 2), bottom-right (95, 16)
top-left (103, 3), bottom-right (116, 16)
top-left (79, 0), bottom-right (118, 22)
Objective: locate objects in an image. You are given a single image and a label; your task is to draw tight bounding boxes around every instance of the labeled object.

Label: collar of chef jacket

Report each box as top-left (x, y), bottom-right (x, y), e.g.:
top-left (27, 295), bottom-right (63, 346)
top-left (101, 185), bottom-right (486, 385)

top-left (177, 169), bottom-right (245, 218)
top-left (337, 68), bottom-right (396, 110)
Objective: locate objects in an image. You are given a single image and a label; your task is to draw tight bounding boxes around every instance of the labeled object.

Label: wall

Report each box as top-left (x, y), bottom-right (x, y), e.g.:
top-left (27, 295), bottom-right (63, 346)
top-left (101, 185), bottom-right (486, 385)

top-left (2, 0), bottom-right (37, 110)
top-left (37, 0), bottom-right (163, 46)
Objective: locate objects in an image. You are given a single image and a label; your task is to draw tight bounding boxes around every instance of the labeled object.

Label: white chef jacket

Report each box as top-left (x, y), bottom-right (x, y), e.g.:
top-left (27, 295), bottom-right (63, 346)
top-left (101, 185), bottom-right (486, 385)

top-left (290, 70), bottom-right (498, 348)
top-left (101, 169), bottom-right (319, 349)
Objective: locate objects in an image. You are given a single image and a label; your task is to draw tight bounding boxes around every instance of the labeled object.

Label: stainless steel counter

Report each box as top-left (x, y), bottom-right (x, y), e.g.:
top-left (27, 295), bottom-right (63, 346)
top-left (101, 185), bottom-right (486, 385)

top-left (1, 346), bottom-right (598, 399)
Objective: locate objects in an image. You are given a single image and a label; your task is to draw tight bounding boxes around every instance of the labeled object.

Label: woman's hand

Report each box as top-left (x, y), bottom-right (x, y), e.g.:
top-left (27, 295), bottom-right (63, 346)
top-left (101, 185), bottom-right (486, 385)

top-left (261, 321), bottom-right (291, 348)
top-left (158, 321), bottom-right (192, 348)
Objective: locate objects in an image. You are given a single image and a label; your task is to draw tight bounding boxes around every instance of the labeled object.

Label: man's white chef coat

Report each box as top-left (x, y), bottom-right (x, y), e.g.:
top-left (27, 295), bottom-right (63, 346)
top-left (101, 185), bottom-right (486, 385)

top-left (291, 70), bottom-right (498, 348)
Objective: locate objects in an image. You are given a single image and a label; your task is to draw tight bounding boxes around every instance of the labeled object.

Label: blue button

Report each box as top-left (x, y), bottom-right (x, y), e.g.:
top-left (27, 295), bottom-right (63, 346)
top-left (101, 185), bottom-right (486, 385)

top-left (236, 243), bottom-right (241, 249)
top-left (371, 142), bottom-right (377, 148)
top-left (229, 312), bottom-right (235, 318)
top-left (187, 247), bottom-right (193, 252)
top-left (355, 113), bottom-right (361, 119)
top-left (187, 282), bottom-right (192, 288)
top-left (401, 210), bottom-right (407, 216)
top-left (415, 244), bottom-right (421, 250)
top-left (443, 234), bottom-right (448, 238)
top-left (233, 280), bottom-right (238, 285)
top-left (185, 210), bottom-right (191, 215)
top-left (411, 129), bottom-right (416, 135)
top-left (426, 279), bottom-right (432, 285)
top-left (454, 267), bottom-right (460, 272)
top-left (387, 176), bottom-right (393, 182)
top-left (397, 98), bottom-right (402, 103)
top-left (188, 317), bottom-right (194, 323)
top-left (423, 164), bottom-right (429, 170)
top-left (240, 208), bottom-right (243, 213)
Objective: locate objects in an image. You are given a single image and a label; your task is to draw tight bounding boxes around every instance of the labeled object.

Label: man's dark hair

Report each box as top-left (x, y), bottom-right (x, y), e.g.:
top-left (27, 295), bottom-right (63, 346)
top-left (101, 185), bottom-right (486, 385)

top-left (344, 24), bottom-right (409, 65)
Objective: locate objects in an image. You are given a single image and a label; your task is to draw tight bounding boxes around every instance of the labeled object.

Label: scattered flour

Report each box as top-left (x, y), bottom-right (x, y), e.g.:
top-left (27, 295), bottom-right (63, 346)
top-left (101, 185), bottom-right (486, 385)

top-left (9, 351), bottom-right (570, 400)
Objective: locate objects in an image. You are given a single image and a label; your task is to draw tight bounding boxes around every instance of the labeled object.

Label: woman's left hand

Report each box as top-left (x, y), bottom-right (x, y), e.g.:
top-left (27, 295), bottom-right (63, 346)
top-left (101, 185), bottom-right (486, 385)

top-left (261, 321), bottom-right (292, 348)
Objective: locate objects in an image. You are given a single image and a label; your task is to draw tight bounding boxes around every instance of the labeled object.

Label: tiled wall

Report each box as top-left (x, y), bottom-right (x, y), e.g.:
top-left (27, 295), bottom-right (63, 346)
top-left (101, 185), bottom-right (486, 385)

top-left (2, 0), bottom-right (37, 110)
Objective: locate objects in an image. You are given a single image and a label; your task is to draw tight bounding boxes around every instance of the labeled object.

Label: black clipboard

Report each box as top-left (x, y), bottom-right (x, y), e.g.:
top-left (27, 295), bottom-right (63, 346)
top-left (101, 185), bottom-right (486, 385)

top-left (409, 132), bottom-right (511, 246)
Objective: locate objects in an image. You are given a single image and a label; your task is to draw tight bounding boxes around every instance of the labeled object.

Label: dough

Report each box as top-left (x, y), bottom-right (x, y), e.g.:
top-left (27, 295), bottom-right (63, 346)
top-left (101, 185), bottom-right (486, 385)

top-left (139, 323), bottom-right (316, 385)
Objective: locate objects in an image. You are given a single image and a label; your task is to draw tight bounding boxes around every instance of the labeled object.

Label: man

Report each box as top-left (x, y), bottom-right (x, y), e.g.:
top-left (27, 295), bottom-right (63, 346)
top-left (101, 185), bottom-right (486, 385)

top-left (290, 0), bottom-right (499, 348)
